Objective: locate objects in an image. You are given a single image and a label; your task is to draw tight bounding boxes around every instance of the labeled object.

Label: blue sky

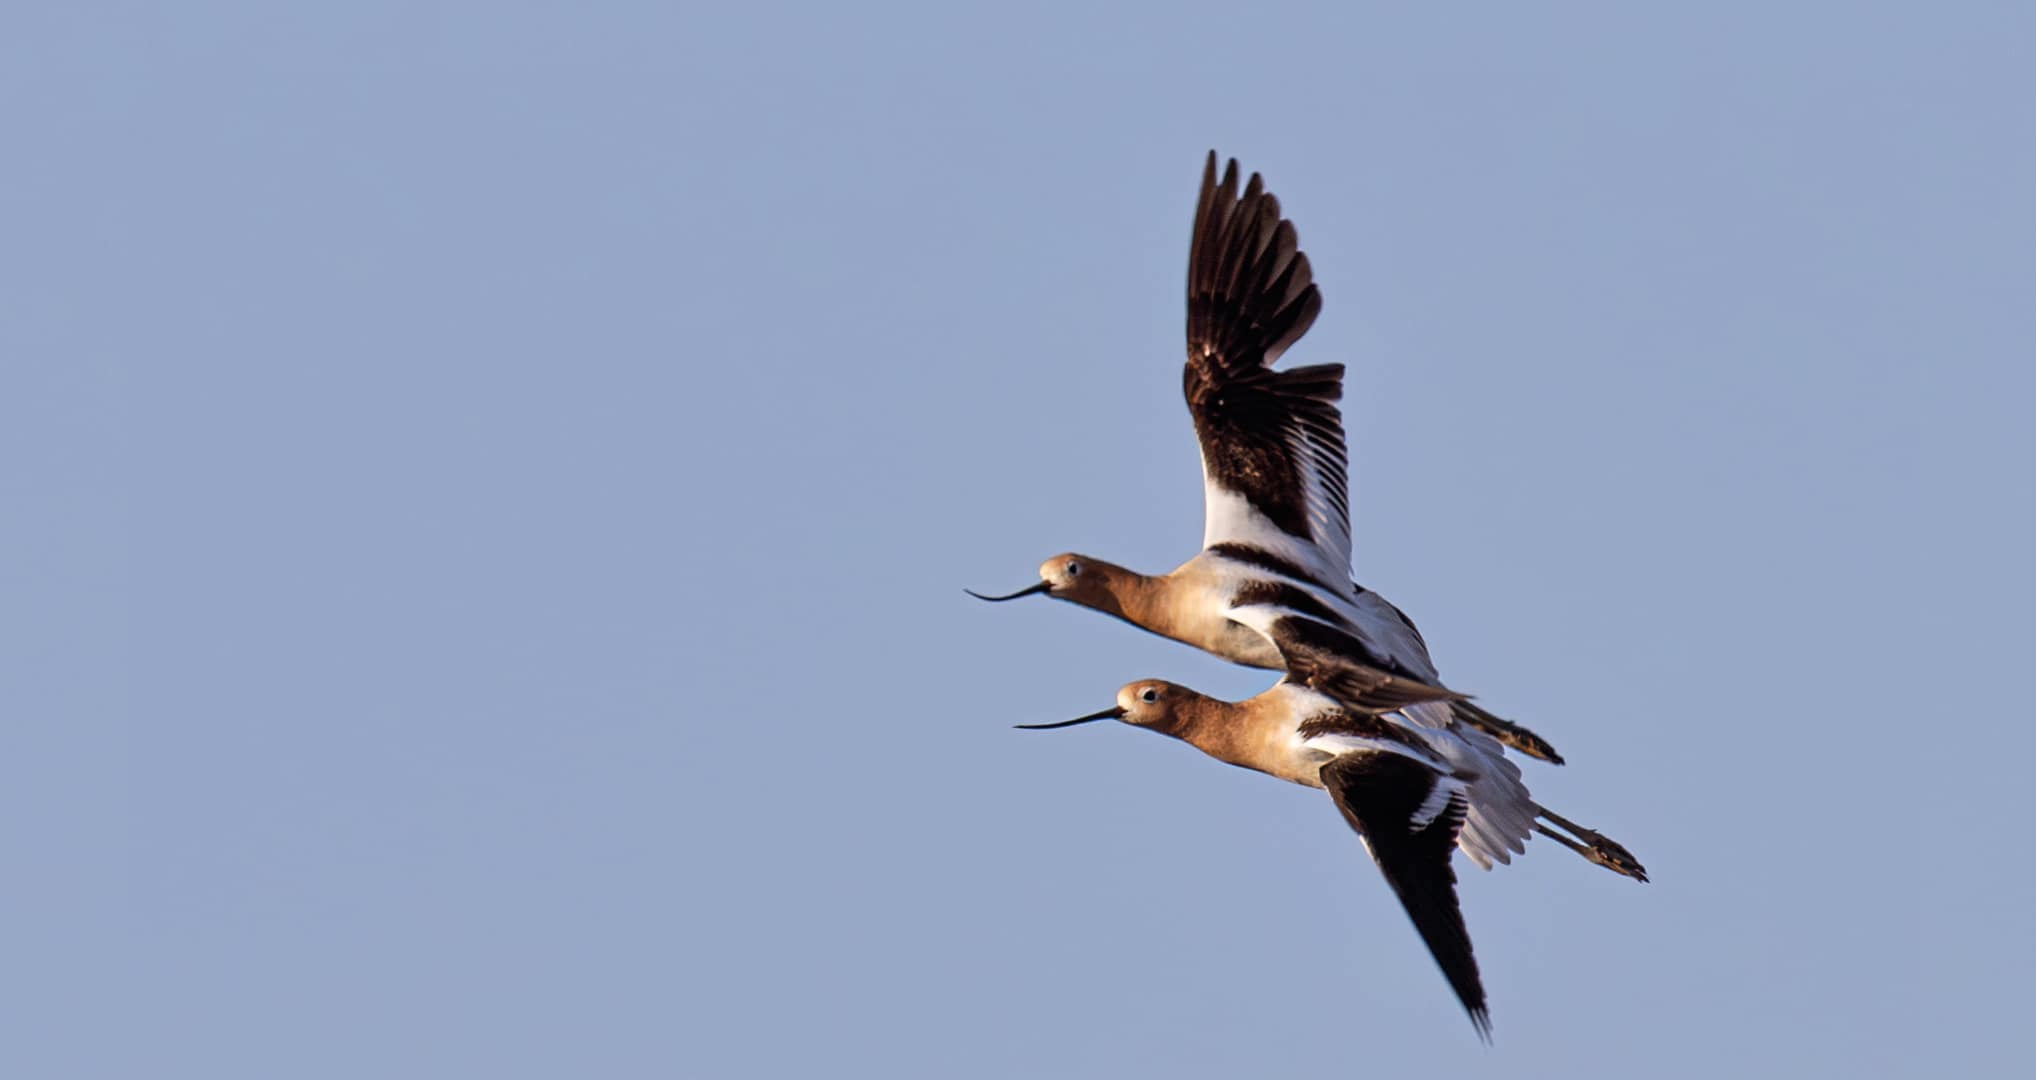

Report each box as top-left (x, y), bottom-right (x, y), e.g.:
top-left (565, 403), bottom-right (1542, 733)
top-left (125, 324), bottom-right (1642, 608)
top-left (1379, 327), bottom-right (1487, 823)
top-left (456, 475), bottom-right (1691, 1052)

top-left (6, 3), bottom-right (2032, 1077)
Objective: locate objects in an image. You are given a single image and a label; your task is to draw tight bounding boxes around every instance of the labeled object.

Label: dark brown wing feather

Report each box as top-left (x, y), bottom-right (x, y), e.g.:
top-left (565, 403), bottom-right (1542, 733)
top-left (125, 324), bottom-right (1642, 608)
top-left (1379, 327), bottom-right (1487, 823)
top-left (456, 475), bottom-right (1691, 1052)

top-left (1185, 152), bottom-right (1347, 552)
top-left (1271, 615), bottom-right (1465, 713)
top-left (1320, 752), bottom-right (1491, 1040)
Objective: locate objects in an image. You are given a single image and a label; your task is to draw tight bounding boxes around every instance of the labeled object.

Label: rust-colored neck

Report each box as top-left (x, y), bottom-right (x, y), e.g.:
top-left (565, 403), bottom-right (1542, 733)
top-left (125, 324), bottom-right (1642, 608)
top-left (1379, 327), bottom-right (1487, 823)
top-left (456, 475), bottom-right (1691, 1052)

top-left (1064, 560), bottom-right (1164, 625)
top-left (1148, 688), bottom-right (1321, 787)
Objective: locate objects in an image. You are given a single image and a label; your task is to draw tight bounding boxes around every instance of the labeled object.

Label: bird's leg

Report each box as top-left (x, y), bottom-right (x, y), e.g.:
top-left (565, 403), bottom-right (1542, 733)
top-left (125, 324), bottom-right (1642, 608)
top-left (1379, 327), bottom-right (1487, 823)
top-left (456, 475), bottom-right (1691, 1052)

top-left (1534, 806), bottom-right (1649, 883)
top-left (1451, 702), bottom-right (1565, 765)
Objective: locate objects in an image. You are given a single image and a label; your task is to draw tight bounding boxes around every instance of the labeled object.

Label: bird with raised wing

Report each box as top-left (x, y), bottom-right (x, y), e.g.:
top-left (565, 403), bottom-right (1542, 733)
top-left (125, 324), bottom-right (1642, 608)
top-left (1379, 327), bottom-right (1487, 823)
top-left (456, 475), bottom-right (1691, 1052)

top-left (971, 152), bottom-right (1640, 877)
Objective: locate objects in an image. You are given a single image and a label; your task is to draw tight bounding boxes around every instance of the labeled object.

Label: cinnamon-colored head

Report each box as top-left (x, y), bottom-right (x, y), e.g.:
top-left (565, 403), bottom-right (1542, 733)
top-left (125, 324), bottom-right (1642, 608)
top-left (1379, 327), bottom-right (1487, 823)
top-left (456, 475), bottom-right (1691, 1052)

top-left (1015, 678), bottom-right (1216, 737)
top-left (1036, 553), bottom-right (1133, 612)
top-left (966, 553), bottom-right (1139, 614)
top-left (1113, 679), bottom-right (1187, 727)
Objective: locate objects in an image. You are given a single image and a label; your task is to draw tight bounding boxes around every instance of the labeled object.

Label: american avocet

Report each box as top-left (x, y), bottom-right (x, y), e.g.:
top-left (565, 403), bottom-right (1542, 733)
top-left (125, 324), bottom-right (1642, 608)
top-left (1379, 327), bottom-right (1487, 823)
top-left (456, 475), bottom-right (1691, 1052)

top-left (1018, 615), bottom-right (1645, 1039)
top-left (972, 152), bottom-right (1642, 877)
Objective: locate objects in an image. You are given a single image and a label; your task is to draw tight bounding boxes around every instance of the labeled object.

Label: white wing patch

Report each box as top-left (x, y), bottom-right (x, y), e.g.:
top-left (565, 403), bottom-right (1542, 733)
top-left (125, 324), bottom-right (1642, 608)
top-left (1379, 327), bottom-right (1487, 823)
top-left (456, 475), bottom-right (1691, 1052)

top-left (1286, 421), bottom-right (1352, 576)
top-left (1411, 776), bottom-right (1464, 832)
top-left (1201, 472), bottom-right (1353, 591)
top-left (1300, 730), bottom-right (1446, 774)
top-left (1222, 598), bottom-right (1285, 642)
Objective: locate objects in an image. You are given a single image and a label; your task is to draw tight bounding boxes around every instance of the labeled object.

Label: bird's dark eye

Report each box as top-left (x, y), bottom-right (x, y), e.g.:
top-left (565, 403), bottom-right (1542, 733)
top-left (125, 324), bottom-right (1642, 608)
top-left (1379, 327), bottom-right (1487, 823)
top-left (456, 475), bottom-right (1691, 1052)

top-left (1066, 561), bottom-right (1082, 577)
top-left (1139, 688), bottom-right (1159, 703)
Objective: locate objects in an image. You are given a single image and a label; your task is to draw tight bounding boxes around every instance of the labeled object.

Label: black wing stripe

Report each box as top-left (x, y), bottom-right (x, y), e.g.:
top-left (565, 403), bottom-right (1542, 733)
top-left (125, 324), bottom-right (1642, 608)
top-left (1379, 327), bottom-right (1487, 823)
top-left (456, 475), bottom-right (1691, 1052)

top-left (1296, 712), bottom-right (1437, 761)
top-left (1231, 579), bottom-right (1346, 627)
top-left (1320, 752), bottom-right (1490, 1040)
top-left (1270, 615), bottom-right (1464, 709)
top-left (1204, 542), bottom-right (1345, 595)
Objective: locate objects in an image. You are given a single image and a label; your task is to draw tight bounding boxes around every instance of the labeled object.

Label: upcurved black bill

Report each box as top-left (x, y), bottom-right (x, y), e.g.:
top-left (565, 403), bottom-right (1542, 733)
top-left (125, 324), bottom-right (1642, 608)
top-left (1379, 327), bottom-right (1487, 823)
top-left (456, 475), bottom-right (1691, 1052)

top-left (964, 581), bottom-right (1052, 602)
top-left (1015, 705), bottom-right (1126, 730)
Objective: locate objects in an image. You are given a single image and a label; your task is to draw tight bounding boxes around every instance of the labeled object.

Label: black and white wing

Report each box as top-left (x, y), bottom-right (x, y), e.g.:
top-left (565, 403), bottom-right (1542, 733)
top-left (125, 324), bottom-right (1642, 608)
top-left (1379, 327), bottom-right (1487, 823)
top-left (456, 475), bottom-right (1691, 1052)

top-left (1184, 155), bottom-right (1565, 769)
top-left (1185, 152), bottom-right (1351, 583)
top-left (1232, 606), bottom-right (1464, 714)
top-left (1318, 750), bottom-right (1490, 1040)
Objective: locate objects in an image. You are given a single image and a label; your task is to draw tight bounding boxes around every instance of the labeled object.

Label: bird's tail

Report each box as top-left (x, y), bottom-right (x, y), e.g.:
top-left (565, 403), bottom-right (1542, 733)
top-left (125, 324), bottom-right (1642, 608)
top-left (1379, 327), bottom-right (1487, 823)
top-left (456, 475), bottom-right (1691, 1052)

top-left (1532, 805), bottom-right (1648, 882)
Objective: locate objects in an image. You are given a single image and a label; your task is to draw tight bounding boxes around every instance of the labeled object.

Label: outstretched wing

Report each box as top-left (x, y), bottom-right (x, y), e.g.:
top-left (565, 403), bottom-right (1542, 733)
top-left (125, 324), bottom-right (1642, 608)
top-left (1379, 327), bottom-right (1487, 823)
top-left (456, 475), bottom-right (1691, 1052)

top-left (1319, 750), bottom-right (1490, 1040)
top-left (1185, 152), bottom-right (1350, 582)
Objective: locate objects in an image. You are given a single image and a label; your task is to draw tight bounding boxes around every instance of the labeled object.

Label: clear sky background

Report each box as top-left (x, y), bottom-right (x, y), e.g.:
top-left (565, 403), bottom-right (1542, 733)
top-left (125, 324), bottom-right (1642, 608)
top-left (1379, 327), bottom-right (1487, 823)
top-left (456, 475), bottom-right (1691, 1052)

top-left (6, 3), bottom-right (2033, 1077)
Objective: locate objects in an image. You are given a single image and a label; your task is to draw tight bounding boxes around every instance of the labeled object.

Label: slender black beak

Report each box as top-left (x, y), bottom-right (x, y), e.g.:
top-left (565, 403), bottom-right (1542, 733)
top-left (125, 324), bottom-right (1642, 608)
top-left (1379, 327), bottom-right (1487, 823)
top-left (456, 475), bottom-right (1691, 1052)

top-left (1015, 705), bottom-right (1126, 730)
top-left (964, 581), bottom-right (1052, 602)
